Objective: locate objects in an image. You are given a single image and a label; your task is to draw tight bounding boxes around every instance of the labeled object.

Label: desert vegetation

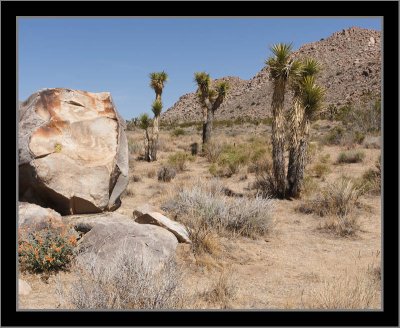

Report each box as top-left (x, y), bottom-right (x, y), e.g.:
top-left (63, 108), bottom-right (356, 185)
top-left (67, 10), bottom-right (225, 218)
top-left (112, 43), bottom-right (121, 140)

top-left (19, 27), bottom-right (382, 311)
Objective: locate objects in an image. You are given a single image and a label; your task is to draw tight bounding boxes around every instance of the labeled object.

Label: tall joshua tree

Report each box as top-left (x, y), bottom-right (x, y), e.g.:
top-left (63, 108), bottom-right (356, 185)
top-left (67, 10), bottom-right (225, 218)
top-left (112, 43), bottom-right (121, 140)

top-left (194, 72), bottom-right (229, 145)
top-left (138, 113), bottom-right (152, 161)
top-left (266, 43), bottom-right (302, 199)
top-left (149, 71), bottom-right (168, 161)
top-left (287, 58), bottom-right (320, 198)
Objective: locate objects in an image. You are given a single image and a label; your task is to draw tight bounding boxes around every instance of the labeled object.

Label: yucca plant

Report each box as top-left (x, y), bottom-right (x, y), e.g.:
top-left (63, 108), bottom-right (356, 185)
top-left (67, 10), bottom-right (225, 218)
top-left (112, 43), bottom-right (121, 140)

top-left (287, 58), bottom-right (322, 198)
top-left (138, 113), bottom-right (152, 161)
top-left (194, 72), bottom-right (229, 146)
top-left (149, 71), bottom-right (168, 161)
top-left (266, 43), bottom-right (302, 198)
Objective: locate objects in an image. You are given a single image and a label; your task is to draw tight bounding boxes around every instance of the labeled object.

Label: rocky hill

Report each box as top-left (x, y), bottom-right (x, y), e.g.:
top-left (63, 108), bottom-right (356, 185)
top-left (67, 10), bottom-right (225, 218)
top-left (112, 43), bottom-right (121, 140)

top-left (162, 27), bottom-right (381, 124)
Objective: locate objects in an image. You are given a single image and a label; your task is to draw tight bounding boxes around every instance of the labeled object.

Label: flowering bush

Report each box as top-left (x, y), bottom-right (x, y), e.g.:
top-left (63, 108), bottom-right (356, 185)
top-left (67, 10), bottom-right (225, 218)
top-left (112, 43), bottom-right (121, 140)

top-left (18, 224), bottom-right (78, 273)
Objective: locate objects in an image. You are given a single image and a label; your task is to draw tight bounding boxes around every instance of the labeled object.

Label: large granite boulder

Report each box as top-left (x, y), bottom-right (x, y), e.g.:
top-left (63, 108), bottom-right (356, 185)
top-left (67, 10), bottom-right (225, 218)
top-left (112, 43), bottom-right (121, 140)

top-left (19, 88), bottom-right (128, 215)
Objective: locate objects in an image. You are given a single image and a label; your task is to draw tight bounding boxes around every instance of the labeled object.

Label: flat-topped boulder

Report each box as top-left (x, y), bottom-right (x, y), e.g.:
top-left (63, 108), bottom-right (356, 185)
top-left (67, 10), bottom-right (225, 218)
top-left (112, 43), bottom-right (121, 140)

top-left (19, 88), bottom-right (128, 215)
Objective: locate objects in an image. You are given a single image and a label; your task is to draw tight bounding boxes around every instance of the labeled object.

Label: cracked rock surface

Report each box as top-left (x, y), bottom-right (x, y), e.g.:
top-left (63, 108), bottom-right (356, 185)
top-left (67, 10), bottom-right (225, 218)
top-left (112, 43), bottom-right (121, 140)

top-left (19, 88), bottom-right (128, 215)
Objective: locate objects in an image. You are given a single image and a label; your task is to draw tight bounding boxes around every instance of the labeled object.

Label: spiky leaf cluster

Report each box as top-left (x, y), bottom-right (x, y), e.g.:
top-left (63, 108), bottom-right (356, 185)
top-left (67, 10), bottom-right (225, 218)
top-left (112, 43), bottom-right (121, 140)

top-left (138, 113), bottom-right (152, 130)
top-left (151, 100), bottom-right (163, 117)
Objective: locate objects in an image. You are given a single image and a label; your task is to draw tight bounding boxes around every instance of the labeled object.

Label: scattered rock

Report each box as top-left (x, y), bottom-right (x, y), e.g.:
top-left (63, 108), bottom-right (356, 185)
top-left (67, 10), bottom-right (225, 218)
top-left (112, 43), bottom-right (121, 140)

top-left (19, 279), bottom-right (32, 296)
top-left (135, 212), bottom-right (191, 243)
top-left (132, 203), bottom-right (158, 219)
top-left (19, 88), bottom-right (128, 215)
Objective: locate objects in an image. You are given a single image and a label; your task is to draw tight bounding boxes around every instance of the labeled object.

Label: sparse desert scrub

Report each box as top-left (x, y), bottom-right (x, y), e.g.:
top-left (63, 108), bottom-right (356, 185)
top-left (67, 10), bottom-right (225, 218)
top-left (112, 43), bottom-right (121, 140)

top-left (171, 127), bottom-right (186, 137)
top-left (311, 162), bottom-right (331, 178)
top-left (146, 168), bottom-right (157, 178)
top-left (167, 152), bottom-right (195, 171)
top-left (157, 166), bottom-right (177, 182)
top-left (203, 140), bottom-right (225, 163)
top-left (298, 178), bottom-right (363, 236)
top-left (301, 272), bottom-right (379, 309)
top-left (162, 179), bottom-right (274, 239)
top-left (58, 250), bottom-right (184, 309)
top-left (323, 126), bottom-right (344, 145)
top-left (18, 223), bottom-right (78, 274)
top-left (355, 156), bottom-right (381, 195)
top-left (128, 138), bottom-right (142, 155)
top-left (202, 268), bottom-right (237, 309)
top-left (336, 150), bottom-right (365, 164)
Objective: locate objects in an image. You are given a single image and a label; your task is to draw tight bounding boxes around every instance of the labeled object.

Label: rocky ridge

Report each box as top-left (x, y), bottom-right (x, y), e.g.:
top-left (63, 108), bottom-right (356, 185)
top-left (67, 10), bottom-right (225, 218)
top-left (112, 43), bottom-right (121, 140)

top-left (162, 27), bottom-right (381, 124)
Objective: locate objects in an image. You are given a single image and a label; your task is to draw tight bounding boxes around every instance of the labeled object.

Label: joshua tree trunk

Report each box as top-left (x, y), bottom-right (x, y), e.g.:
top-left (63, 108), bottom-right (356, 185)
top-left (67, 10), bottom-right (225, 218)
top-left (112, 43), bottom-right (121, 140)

top-left (144, 129), bottom-right (151, 162)
top-left (150, 115), bottom-right (159, 160)
top-left (271, 79), bottom-right (287, 199)
top-left (289, 119), bottom-right (310, 198)
top-left (201, 97), bottom-right (213, 145)
top-left (287, 97), bottom-right (304, 198)
top-left (203, 107), bottom-right (214, 145)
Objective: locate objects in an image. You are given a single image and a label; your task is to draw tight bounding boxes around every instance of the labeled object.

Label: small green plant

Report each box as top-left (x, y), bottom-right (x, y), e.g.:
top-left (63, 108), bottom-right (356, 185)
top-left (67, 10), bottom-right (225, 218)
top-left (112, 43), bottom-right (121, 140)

top-left (18, 224), bottom-right (77, 273)
top-left (171, 128), bottom-right (185, 137)
top-left (324, 126), bottom-right (344, 145)
top-left (312, 163), bottom-right (331, 178)
top-left (54, 143), bottom-right (62, 153)
top-left (336, 150), bottom-right (365, 164)
top-left (168, 152), bottom-right (195, 171)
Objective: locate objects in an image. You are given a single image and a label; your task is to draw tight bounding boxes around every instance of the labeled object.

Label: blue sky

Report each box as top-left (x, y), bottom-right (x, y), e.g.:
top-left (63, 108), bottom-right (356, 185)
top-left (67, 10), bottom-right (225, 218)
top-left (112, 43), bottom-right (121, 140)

top-left (18, 18), bottom-right (381, 120)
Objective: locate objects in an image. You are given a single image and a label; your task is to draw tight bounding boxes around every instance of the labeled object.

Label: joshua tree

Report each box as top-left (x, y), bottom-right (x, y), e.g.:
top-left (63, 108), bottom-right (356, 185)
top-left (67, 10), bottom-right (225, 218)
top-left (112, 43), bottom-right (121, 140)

top-left (287, 58), bottom-right (321, 198)
top-left (288, 75), bottom-right (324, 198)
top-left (138, 113), bottom-right (152, 161)
top-left (194, 72), bottom-right (229, 145)
top-left (266, 43), bottom-right (302, 198)
top-left (149, 71), bottom-right (168, 161)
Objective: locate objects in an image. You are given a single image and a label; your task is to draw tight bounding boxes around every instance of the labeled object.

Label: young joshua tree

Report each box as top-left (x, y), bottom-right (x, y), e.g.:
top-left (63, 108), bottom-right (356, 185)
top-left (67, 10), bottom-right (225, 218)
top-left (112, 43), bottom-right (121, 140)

top-left (149, 71), bottom-right (168, 161)
top-left (194, 72), bottom-right (229, 146)
top-left (289, 75), bottom-right (324, 198)
top-left (287, 58), bottom-right (321, 198)
top-left (138, 113), bottom-right (152, 161)
top-left (266, 43), bottom-right (302, 198)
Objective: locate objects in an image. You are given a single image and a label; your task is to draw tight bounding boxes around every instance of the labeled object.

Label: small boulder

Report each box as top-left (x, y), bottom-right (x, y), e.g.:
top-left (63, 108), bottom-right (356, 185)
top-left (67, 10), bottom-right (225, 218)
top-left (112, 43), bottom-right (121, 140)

top-left (76, 219), bottom-right (178, 272)
top-left (19, 202), bottom-right (63, 233)
top-left (19, 279), bottom-right (32, 296)
top-left (132, 203), bottom-right (158, 219)
top-left (135, 212), bottom-right (191, 244)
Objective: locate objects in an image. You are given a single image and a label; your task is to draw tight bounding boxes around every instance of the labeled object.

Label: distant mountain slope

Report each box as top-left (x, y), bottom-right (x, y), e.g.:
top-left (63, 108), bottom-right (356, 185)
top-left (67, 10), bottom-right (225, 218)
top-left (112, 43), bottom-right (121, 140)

top-left (162, 27), bottom-right (381, 124)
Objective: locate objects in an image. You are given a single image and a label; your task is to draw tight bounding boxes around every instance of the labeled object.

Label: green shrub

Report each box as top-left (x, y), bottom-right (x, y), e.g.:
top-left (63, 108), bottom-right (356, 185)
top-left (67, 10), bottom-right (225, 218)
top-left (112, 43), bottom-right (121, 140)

top-left (324, 126), bottom-right (344, 145)
top-left (168, 152), bottom-right (195, 171)
top-left (171, 128), bottom-right (185, 137)
top-left (18, 224), bottom-right (78, 273)
top-left (336, 150), bottom-right (365, 164)
top-left (312, 163), bottom-right (331, 178)
top-left (218, 145), bottom-right (248, 176)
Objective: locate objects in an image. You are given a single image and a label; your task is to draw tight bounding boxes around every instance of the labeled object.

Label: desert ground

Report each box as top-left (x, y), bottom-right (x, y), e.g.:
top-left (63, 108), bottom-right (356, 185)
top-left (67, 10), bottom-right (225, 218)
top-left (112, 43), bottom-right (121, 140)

top-left (19, 119), bottom-right (381, 310)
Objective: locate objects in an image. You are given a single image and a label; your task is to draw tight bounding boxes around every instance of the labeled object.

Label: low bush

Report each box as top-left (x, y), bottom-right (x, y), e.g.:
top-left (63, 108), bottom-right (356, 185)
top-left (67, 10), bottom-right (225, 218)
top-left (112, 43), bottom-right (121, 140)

top-left (128, 139), bottom-right (142, 154)
top-left (324, 126), bottom-right (344, 145)
top-left (60, 250), bottom-right (184, 309)
top-left (203, 141), bottom-right (224, 163)
top-left (168, 152), bottom-right (195, 171)
top-left (162, 179), bottom-right (274, 239)
top-left (171, 128), bottom-right (185, 137)
top-left (336, 150), bottom-right (365, 164)
top-left (158, 166), bottom-right (177, 182)
top-left (312, 163), bottom-right (331, 178)
top-left (18, 223), bottom-right (78, 274)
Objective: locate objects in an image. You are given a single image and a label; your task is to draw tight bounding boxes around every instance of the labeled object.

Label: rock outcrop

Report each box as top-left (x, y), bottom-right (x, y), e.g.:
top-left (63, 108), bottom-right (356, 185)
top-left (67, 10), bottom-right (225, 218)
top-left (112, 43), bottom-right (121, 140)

top-left (18, 279), bottom-right (32, 296)
top-left (19, 88), bottom-right (128, 215)
top-left (162, 27), bottom-right (381, 124)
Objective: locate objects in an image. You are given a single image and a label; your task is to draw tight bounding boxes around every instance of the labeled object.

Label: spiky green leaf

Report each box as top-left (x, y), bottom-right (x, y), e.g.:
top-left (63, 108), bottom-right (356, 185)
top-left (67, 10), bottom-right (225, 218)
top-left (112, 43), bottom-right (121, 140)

top-left (138, 113), bottom-right (152, 130)
top-left (151, 100), bottom-right (163, 116)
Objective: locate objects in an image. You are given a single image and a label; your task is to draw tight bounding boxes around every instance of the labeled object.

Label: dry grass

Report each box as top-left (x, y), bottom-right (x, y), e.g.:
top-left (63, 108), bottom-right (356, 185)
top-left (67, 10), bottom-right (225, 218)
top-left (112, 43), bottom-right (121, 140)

top-left (336, 150), bottom-right (365, 164)
top-left (302, 272), bottom-right (379, 309)
top-left (202, 268), bottom-right (237, 308)
top-left (163, 179), bottom-right (274, 239)
top-left (147, 168), bottom-right (156, 178)
top-left (57, 249), bottom-right (185, 309)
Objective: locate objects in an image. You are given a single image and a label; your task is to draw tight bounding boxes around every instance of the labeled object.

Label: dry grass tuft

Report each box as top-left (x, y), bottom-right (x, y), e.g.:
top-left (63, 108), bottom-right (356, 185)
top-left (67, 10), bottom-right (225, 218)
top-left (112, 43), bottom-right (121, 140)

top-left (302, 273), bottom-right (379, 309)
top-left (202, 268), bottom-right (237, 308)
top-left (336, 150), bottom-right (365, 164)
top-left (57, 249), bottom-right (185, 309)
